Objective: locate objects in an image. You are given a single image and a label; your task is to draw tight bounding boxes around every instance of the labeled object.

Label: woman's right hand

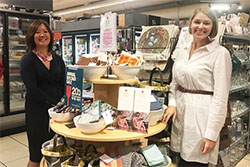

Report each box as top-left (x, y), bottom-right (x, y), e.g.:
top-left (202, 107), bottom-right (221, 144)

top-left (162, 106), bottom-right (177, 124)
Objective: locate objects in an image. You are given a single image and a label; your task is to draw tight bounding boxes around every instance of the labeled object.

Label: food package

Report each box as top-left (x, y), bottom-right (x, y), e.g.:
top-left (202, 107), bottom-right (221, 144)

top-left (116, 110), bottom-right (133, 131)
top-left (238, 12), bottom-right (249, 27)
top-left (80, 100), bottom-right (101, 123)
top-left (76, 53), bottom-right (108, 66)
top-left (115, 51), bottom-right (144, 66)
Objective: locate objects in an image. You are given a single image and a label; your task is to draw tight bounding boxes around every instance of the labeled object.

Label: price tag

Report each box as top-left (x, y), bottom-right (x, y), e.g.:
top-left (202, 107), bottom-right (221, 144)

top-left (101, 110), bottom-right (113, 125)
top-left (99, 154), bottom-right (114, 164)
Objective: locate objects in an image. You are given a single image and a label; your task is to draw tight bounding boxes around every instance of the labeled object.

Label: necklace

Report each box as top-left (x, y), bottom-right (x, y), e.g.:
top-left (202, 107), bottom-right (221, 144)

top-left (33, 50), bottom-right (53, 62)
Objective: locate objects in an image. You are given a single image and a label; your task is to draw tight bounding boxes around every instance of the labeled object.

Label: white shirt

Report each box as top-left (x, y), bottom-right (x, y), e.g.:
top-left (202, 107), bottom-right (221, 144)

top-left (168, 40), bottom-right (232, 164)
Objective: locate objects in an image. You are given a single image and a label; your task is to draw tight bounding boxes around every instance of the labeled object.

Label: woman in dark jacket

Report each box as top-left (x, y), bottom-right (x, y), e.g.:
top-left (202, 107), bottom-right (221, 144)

top-left (20, 19), bottom-right (65, 167)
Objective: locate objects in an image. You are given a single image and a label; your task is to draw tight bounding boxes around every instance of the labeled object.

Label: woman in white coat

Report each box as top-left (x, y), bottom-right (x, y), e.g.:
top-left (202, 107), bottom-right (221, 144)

top-left (162, 8), bottom-right (232, 166)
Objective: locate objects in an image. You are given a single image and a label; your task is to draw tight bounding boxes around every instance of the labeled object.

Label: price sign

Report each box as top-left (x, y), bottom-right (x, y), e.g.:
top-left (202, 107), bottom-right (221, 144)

top-left (64, 66), bottom-right (83, 111)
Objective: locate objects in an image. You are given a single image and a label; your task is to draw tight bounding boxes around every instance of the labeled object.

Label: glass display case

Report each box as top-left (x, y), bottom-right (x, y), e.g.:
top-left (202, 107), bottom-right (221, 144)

top-left (0, 9), bottom-right (49, 135)
top-left (89, 33), bottom-right (100, 54)
top-left (8, 16), bottom-right (31, 113)
top-left (60, 27), bottom-right (141, 65)
top-left (75, 34), bottom-right (87, 64)
top-left (0, 14), bottom-right (4, 115)
top-left (62, 35), bottom-right (73, 65)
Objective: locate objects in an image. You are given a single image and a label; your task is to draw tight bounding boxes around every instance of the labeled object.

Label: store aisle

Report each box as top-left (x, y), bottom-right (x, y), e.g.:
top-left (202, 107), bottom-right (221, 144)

top-left (0, 131), bottom-right (249, 167)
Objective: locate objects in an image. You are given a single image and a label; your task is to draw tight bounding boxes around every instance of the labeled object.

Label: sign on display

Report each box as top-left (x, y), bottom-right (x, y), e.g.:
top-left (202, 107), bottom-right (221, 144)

top-left (64, 66), bottom-right (83, 111)
top-left (99, 12), bottom-right (117, 52)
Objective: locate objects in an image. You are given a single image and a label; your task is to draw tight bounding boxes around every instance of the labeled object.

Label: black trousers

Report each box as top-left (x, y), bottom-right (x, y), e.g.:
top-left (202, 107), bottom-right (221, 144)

top-left (178, 157), bottom-right (208, 167)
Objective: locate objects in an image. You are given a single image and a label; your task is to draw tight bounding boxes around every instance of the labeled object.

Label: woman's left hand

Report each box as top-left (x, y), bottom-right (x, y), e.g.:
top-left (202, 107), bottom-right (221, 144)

top-left (201, 138), bottom-right (216, 154)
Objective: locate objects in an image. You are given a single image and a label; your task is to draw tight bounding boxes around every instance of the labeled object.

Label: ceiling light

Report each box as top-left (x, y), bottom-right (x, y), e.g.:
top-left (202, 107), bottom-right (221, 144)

top-left (210, 4), bottom-right (230, 11)
top-left (54, 0), bottom-right (136, 16)
top-left (238, 5), bottom-right (242, 10)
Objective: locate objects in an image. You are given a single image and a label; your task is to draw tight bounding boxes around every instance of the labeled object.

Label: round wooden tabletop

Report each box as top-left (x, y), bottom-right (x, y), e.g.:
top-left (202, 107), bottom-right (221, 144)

top-left (50, 119), bottom-right (167, 142)
top-left (87, 78), bottom-right (138, 85)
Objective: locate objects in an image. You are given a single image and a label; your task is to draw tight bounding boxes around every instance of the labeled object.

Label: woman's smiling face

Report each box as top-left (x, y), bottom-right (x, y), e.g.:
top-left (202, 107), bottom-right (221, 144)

top-left (190, 12), bottom-right (213, 41)
top-left (34, 24), bottom-right (51, 49)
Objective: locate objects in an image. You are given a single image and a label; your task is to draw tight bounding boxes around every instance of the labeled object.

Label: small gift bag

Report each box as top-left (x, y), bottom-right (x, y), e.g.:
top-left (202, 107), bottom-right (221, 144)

top-left (41, 134), bottom-right (75, 167)
top-left (61, 153), bottom-right (85, 167)
top-left (82, 144), bottom-right (100, 167)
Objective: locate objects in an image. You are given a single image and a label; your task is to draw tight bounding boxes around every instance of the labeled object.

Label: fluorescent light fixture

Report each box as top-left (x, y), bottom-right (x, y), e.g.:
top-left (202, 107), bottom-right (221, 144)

top-left (210, 4), bottom-right (230, 11)
top-left (54, 0), bottom-right (136, 16)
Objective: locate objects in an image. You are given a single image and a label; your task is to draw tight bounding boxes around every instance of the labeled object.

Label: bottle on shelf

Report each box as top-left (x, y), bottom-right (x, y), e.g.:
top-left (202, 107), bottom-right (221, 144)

top-left (235, 117), bottom-right (242, 140)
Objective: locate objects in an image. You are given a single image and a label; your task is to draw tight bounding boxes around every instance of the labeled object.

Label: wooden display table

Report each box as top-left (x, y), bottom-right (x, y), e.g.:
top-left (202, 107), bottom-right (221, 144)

top-left (87, 78), bottom-right (138, 108)
top-left (43, 120), bottom-right (175, 167)
top-left (50, 119), bottom-right (166, 142)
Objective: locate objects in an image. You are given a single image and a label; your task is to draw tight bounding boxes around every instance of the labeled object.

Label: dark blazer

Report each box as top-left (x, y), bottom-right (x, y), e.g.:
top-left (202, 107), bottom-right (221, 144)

top-left (20, 52), bottom-right (65, 123)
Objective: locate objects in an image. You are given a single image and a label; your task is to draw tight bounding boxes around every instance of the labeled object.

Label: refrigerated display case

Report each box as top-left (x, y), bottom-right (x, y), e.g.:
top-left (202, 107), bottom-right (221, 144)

top-left (62, 35), bottom-right (73, 65)
top-left (75, 34), bottom-right (87, 64)
top-left (59, 27), bottom-right (141, 65)
top-left (8, 16), bottom-right (27, 113)
top-left (0, 14), bottom-right (4, 115)
top-left (89, 33), bottom-right (100, 54)
top-left (0, 9), bottom-right (49, 135)
top-left (60, 29), bottom-right (100, 65)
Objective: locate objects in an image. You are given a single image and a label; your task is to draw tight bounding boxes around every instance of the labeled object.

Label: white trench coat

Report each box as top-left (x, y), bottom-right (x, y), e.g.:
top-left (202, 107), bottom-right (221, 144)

top-left (168, 40), bottom-right (232, 165)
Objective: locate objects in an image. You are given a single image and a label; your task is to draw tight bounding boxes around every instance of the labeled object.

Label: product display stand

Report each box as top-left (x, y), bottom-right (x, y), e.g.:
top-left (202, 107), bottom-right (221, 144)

top-left (46, 120), bottom-right (168, 167)
top-left (87, 78), bottom-right (138, 108)
top-left (220, 33), bottom-right (250, 167)
top-left (50, 119), bottom-right (166, 142)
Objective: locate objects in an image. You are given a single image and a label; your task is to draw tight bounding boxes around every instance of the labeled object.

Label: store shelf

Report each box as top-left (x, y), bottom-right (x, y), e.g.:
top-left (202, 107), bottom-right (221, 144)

top-left (222, 33), bottom-right (250, 45)
top-left (9, 58), bottom-right (21, 62)
top-left (10, 101), bottom-right (25, 112)
top-left (10, 44), bottom-right (26, 52)
top-left (10, 74), bottom-right (20, 77)
top-left (232, 108), bottom-right (249, 121)
top-left (230, 133), bottom-right (249, 149)
top-left (10, 88), bottom-right (26, 93)
top-left (242, 61), bottom-right (250, 66)
top-left (230, 150), bottom-right (248, 167)
top-left (10, 44), bottom-right (26, 50)
top-left (230, 84), bottom-right (250, 94)
top-left (9, 49), bottom-right (26, 52)
top-left (9, 64), bottom-right (20, 69)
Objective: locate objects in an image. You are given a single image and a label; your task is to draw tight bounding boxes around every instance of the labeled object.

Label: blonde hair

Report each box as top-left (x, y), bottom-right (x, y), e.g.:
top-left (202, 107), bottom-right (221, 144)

top-left (189, 7), bottom-right (218, 39)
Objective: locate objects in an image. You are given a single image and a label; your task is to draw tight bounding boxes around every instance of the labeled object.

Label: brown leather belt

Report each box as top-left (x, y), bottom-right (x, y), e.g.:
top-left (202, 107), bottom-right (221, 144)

top-left (177, 85), bottom-right (213, 95)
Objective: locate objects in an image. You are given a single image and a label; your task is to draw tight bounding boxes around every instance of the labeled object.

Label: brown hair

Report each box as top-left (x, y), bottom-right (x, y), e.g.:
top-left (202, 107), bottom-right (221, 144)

top-left (25, 19), bottom-right (53, 53)
top-left (189, 7), bottom-right (218, 39)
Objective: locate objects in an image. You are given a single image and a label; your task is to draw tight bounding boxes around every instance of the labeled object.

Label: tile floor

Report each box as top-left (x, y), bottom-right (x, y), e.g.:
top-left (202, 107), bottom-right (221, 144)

top-left (0, 132), bottom-right (249, 167)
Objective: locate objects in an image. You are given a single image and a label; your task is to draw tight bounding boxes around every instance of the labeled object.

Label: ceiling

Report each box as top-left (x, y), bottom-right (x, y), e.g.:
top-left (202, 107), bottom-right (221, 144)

top-left (52, 0), bottom-right (250, 20)
top-left (53, 0), bottom-right (180, 19)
